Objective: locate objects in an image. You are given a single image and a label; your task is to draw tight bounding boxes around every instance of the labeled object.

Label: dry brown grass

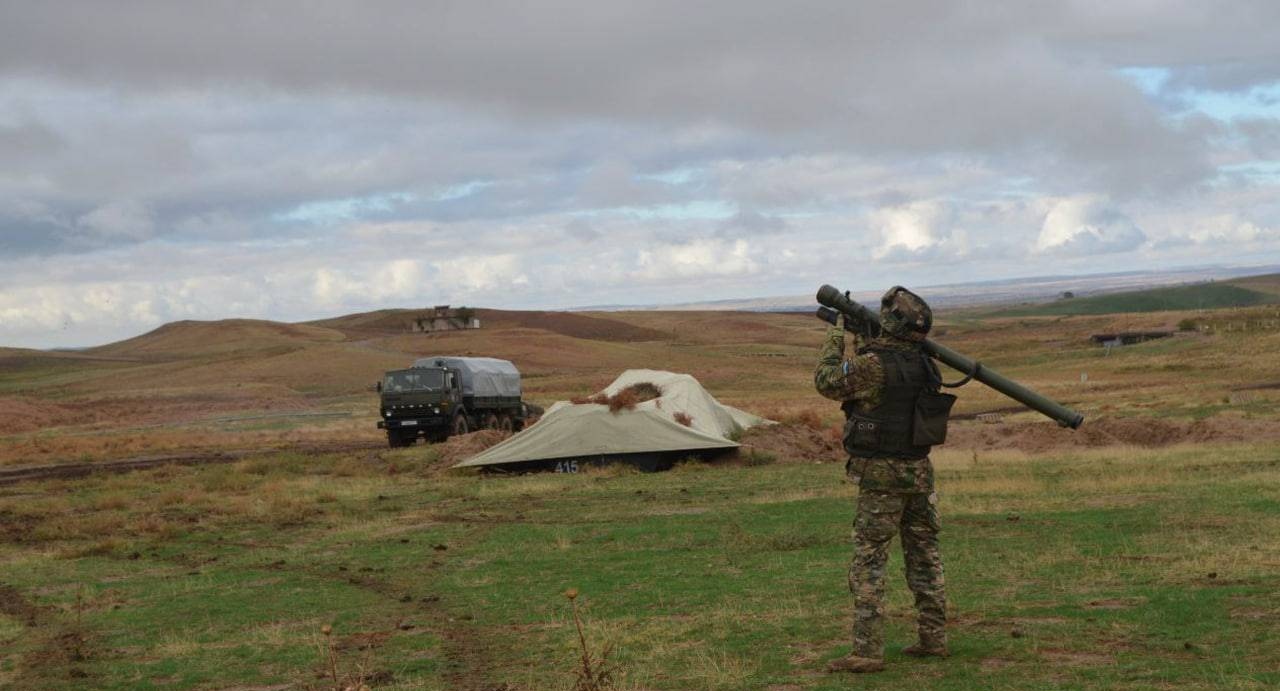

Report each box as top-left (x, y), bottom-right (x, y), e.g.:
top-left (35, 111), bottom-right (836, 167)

top-left (570, 382), bottom-right (663, 413)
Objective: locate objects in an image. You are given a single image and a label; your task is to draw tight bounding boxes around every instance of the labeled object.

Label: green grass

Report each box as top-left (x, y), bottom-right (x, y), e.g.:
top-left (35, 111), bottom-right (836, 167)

top-left (994, 283), bottom-right (1275, 317)
top-left (1, 442), bottom-right (1278, 690)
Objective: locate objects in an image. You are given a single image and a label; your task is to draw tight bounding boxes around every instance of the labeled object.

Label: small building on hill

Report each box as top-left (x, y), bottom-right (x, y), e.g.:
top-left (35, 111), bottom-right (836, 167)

top-left (411, 306), bottom-right (480, 333)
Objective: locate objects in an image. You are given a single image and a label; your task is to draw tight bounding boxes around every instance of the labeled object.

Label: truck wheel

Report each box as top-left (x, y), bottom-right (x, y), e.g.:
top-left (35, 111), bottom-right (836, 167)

top-left (387, 431), bottom-right (410, 448)
top-left (498, 415), bottom-right (514, 434)
top-left (483, 413), bottom-right (500, 430)
top-left (452, 415), bottom-right (470, 436)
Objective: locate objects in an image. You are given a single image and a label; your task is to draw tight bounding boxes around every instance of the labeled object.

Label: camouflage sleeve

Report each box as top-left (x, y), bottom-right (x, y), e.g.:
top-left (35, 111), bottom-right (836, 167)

top-left (815, 326), bottom-right (883, 403)
top-left (814, 325), bottom-right (847, 400)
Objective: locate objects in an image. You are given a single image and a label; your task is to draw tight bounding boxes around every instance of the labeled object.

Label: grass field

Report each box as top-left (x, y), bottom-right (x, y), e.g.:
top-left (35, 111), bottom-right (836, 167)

top-left (2, 442), bottom-right (1277, 690)
top-left (3, 289), bottom-right (1280, 689)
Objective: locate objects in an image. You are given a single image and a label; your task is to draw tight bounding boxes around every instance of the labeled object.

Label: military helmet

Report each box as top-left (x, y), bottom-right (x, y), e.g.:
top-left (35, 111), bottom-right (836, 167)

top-left (879, 286), bottom-right (932, 341)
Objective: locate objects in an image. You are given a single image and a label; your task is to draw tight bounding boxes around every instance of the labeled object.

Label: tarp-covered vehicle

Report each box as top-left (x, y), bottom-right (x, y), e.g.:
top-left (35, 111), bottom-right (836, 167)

top-left (453, 369), bottom-right (772, 472)
top-left (377, 356), bottom-right (534, 447)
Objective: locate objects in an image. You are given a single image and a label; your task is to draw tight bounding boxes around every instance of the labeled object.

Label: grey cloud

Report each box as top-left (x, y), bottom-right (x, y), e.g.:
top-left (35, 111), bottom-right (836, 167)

top-left (0, 120), bottom-right (62, 161)
top-left (3, 1), bottom-right (1260, 191)
top-left (715, 210), bottom-right (787, 238)
top-left (77, 200), bottom-right (155, 240)
top-left (565, 218), bottom-right (601, 243)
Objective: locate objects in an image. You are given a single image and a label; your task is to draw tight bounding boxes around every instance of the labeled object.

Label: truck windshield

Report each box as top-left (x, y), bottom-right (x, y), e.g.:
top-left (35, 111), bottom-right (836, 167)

top-left (383, 369), bottom-right (445, 392)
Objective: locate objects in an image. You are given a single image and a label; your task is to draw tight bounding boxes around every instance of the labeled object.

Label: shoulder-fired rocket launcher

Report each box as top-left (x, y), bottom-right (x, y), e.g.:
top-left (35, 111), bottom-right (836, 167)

top-left (815, 284), bottom-right (1084, 429)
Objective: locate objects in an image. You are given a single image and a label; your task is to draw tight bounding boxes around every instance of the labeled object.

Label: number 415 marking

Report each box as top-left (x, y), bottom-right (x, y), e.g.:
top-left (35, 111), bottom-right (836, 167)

top-left (554, 460), bottom-right (580, 474)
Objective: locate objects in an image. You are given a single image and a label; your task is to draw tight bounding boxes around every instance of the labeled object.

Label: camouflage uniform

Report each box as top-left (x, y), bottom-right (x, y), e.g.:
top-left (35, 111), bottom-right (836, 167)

top-left (816, 316), bottom-right (948, 662)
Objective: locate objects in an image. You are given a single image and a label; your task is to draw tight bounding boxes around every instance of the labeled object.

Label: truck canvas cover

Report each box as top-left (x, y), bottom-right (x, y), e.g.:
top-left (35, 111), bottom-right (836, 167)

top-left (412, 356), bottom-right (521, 398)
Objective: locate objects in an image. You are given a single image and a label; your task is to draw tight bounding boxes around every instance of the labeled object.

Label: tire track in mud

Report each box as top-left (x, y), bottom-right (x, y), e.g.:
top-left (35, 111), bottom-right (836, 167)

top-left (0, 440), bottom-right (383, 486)
top-left (0, 582), bottom-right (95, 685)
top-left (255, 531), bottom-right (505, 690)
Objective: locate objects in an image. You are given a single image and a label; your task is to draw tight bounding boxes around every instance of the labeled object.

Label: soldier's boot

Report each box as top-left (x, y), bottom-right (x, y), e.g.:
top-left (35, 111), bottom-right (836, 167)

top-left (902, 640), bottom-right (949, 658)
top-left (826, 654), bottom-right (886, 674)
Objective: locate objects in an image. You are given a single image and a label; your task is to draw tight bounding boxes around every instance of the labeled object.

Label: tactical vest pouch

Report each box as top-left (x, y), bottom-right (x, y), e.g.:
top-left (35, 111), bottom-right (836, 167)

top-left (842, 412), bottom-right (882, 456)
top-left (912, 390), bottom-right (956, 446)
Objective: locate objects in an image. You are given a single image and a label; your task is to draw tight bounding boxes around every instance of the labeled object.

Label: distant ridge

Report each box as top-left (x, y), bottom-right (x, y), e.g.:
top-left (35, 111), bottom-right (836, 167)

top-left (992, 275), bottom-right (1280, 316)
top-left (579, 265), bottom-right (1280, 313)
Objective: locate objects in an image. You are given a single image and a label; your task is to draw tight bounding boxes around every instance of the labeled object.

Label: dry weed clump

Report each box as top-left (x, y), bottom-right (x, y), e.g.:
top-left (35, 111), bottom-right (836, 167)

top-left (672, 412), bottom-right (694, 427)
top-left (433, 429), bottom-right (510, 469)
top-left (571, 382), bottom-right (663, 413)
top-left (753, 403), bottom-right (831, 430)
top-left (564, 589), bottom-right (615, 691)
top-left (310, 623), bottom-right (380, 691)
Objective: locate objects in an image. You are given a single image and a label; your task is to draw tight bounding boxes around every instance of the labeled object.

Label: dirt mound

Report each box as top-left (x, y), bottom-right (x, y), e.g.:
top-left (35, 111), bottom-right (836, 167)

top-left (945, 416), bottom-right (1280, 453)
top-left (0, 397), bottom-right (71, 435)
top-left (739, 421), bottom-right (844, 463)
top-left (431, 430), bottom-right (511, 469)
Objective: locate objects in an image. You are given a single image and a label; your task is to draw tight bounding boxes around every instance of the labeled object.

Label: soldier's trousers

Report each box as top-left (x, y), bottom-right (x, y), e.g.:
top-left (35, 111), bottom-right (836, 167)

top-left (849, 489), bottom-right (947, 659)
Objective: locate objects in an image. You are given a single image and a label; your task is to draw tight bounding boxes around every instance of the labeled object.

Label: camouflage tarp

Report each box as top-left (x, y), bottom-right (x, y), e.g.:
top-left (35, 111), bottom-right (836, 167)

top-left (453, 370), bottom-right (769, 469)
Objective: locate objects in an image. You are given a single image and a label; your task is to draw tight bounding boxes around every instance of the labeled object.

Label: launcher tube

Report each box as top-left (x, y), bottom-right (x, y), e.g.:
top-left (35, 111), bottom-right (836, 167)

top-left (816, 285), bottom-right (1084, 429)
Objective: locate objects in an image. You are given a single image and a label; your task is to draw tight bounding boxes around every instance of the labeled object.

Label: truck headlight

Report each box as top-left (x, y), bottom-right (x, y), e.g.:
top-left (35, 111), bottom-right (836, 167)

top-left (383, 411), bottom-right (390, 417)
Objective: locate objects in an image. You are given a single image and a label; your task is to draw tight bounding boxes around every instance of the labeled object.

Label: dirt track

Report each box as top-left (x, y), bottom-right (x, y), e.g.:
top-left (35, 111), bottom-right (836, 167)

top-left (0, 440), bottom-right (383, 486)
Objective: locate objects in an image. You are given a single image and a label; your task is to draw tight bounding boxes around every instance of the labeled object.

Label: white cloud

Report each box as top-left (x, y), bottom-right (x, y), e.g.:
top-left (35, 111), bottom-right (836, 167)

top-left (1035, 196), bottom-right (1147, 255)
top-left (635, 238), bottom-right (757, 280)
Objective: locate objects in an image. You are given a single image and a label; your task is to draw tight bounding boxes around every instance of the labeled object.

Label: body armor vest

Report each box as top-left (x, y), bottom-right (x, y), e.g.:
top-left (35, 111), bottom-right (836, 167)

top-left (842, 346), bottom-right (954, 459)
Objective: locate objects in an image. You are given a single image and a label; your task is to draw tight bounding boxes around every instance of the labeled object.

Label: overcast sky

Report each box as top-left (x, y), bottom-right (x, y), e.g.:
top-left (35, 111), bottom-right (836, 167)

top-left (3, 2), bottom-right (1280, 348)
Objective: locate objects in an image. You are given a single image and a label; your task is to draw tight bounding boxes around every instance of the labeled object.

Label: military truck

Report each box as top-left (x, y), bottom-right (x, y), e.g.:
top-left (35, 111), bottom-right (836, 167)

top-left (376, 356), bottom-right (533, 447)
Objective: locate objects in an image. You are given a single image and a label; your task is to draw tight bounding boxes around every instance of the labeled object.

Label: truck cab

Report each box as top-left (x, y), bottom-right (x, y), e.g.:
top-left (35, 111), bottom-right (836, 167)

top-left (377, 367), bottom-right (459, 446)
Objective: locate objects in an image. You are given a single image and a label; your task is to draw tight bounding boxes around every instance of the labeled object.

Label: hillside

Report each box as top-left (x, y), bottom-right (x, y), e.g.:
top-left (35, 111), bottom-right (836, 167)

top-left (2, 298), bottom-right (1280, 469)
top-left (88, 318), bottom-right (347, 359)
top-left (991, 278), bottom-right (1279, 316)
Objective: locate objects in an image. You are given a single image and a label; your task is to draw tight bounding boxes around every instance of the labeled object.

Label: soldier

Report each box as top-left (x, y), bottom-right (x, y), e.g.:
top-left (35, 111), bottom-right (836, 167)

top-left (815, 286), bottom-right (953, 673)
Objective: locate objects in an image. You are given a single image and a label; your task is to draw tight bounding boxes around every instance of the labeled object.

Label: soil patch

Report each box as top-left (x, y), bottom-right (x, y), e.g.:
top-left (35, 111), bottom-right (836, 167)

top-left (980, 657), bottom-right (1015, 672)
top-left (1038, 649), bottom-right (1115, 667)
top-left (1084, 597), bottom-right (1146, 610)
top-left (0, 583), bottom-right (43, 625)
top-left (738, 422), bottom-right (843, 464)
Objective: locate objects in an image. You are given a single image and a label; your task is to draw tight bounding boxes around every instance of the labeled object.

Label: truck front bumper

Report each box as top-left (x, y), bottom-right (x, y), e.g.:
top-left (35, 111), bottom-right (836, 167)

top-left (378, 417), bottom-right (448, 430)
